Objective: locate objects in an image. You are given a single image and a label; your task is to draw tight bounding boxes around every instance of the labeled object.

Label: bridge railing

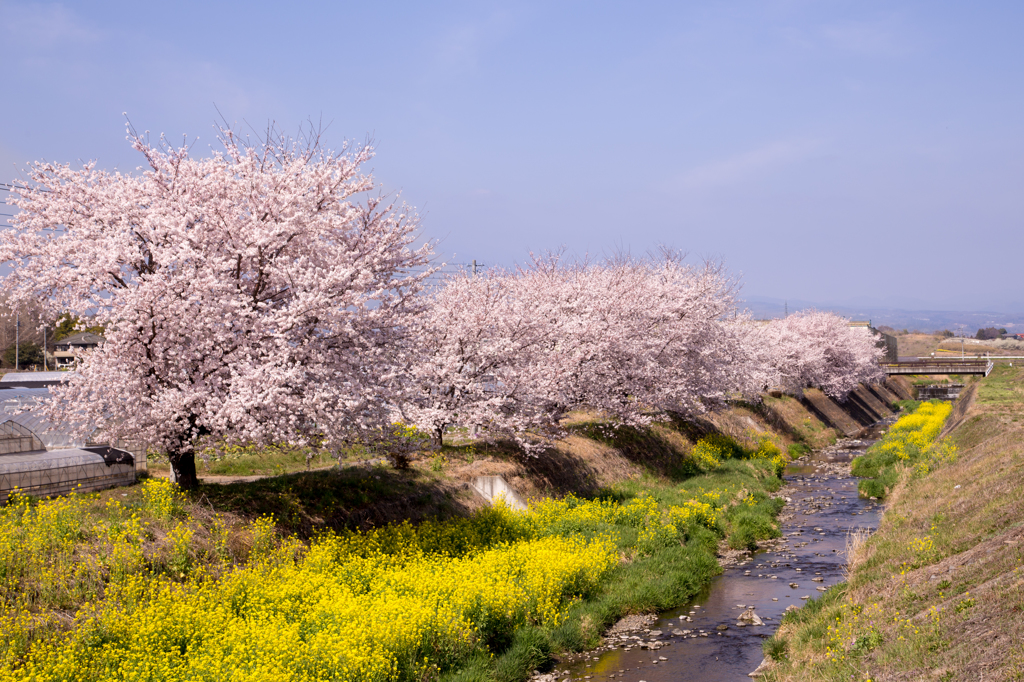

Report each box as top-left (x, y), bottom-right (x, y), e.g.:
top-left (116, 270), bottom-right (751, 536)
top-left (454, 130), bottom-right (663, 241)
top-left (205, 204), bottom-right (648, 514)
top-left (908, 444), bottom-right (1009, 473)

top-left (881, 359), bottom-right (994, 377)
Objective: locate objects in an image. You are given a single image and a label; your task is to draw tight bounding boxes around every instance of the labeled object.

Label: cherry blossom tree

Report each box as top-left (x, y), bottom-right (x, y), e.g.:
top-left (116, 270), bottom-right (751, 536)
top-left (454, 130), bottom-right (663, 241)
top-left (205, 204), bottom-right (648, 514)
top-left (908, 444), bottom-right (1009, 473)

top-left (0, 123), bottom-right (432, 487)
top-left (401, 253), bottom-right (754, 451)
top-left (397, 267), bottom-right (545, 447)
top-left (743, 310), bottom-right (884, 399)
top-left (518, 253), bottom-right (751, 424)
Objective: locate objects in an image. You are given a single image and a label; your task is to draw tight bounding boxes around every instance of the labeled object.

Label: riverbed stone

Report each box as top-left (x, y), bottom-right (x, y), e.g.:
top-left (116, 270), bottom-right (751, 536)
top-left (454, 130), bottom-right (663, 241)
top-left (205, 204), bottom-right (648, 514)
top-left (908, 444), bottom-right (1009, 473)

top-left (739, 608), bottom-right (764, 626)
top-left (748, 657), bottom-right (772, 678)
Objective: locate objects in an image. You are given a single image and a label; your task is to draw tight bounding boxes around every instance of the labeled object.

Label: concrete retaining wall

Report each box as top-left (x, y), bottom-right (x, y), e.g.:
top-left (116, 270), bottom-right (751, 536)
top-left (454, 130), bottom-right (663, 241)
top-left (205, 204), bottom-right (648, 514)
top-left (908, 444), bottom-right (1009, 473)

top-left (846, 385), bottom-right (895, 424)
top-left (799, 381), bottom-right (902, 437)
top-left (918, 384), bottom-right (964, 400)
top-left (800, 388), bottom-right (863, 437)
top-left (884, 377), bottom-right (915, 401)
top-left (471, 475), bottom-right (527, 510)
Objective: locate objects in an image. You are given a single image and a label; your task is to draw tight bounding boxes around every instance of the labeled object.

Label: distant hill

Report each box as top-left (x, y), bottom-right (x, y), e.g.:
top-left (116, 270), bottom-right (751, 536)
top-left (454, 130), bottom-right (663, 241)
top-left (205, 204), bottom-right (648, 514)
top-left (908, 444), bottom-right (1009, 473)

top-left (740, 296), bottom-right (1024, 333)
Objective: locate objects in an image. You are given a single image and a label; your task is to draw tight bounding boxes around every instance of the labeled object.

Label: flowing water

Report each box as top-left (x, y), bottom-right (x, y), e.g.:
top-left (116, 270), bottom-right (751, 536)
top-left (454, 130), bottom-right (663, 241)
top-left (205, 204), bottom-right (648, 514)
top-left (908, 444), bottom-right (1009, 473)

top-left (553, 427), bottom-right (886, 682)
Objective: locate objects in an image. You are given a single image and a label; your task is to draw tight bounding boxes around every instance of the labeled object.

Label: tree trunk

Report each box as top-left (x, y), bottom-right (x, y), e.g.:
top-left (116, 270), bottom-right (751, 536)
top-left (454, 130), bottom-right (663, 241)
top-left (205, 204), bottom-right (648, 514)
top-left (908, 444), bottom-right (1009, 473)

top-left (169, 450), bottom-right (199, 490)
top-left (431, 425), bottom-right (444, 449)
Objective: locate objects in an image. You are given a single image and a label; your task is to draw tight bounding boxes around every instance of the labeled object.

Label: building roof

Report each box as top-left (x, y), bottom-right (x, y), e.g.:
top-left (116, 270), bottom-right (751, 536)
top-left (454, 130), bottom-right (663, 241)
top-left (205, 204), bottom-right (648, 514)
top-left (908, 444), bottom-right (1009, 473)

top-left (0, 372), bottom-right (75, 384)
top-left (54, 332), bottom-right (105, 346)
top-left (0, 388), bottom-right (83, 450)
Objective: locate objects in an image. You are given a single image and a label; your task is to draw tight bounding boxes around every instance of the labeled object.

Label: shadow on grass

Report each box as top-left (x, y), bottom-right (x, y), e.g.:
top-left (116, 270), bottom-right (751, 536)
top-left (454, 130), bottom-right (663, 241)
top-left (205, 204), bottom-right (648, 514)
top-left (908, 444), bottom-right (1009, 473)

top-left (444, 413), bottom-right (765, 504)
top-left (192, 466), bottom-right (476, 539)
top-left (569, 415), bottom-right (722, 480)
top-left (444, 421), bottom-right (711, 499)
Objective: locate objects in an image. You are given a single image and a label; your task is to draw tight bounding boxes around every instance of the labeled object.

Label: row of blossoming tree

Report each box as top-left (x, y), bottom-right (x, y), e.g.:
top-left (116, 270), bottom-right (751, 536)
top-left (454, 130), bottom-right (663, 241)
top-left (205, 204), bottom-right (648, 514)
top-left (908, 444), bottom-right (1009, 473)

top-left (0, 125), bottom-right (883, 487)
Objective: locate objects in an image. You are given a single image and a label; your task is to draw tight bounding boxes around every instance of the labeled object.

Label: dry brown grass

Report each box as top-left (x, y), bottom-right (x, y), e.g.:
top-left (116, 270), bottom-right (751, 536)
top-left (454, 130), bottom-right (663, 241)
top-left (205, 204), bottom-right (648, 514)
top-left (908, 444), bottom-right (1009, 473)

top-left (843, 527), bottom-right (871, 579)
top-left (937, 338), bottom-right (1024, 356)
top-left (705, 405), bottom-right (788, 449)
top-left (896, 333), bottom-right (946, 358)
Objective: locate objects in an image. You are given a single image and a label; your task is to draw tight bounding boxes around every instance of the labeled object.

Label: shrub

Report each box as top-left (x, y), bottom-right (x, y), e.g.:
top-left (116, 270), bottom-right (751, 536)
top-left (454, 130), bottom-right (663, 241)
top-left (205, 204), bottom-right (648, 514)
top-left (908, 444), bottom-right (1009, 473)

top-left (763, 633), bottom-right (788, 661)
top-left (690, 439), bottom-right (724, 471)
top-left (728, 508), bottom-right (779, 551)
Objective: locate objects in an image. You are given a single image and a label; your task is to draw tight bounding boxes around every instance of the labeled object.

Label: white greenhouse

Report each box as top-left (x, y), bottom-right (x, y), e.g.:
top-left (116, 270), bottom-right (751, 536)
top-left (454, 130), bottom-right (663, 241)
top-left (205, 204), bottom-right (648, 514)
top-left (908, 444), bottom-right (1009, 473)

top-left (0, 387), bottom-right (135, 498)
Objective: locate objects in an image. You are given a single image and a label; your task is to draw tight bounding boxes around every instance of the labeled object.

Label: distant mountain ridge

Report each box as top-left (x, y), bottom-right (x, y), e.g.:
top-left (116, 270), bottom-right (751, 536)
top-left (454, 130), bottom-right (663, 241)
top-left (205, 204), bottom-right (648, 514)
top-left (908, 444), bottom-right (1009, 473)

top-left (740, 296), bottom-right (1024, 333)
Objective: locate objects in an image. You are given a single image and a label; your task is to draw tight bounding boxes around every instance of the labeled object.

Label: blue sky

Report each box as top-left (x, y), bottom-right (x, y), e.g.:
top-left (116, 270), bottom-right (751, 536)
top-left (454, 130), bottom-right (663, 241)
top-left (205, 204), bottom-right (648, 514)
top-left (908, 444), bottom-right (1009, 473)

top-left (1, 1), bottom-right (1022, 312)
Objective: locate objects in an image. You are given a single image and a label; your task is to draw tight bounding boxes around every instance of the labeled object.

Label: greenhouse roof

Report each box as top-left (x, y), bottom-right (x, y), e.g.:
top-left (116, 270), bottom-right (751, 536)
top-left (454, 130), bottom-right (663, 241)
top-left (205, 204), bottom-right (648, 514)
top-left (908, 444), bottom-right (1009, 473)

top-left (0, 372), bottom-right (75, 383)
top-left (0, 448), bottom-right (115, 475)
top-left (0, 388), bottom-right (83, 450)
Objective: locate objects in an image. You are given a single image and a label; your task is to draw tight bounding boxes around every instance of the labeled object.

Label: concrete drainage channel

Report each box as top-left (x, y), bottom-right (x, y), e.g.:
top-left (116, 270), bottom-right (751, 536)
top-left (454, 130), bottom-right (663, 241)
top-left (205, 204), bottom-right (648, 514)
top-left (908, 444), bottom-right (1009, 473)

top-left (535, 429), bottom-right (884, 682)
top-left (471, 475), bottom-right (528, 511)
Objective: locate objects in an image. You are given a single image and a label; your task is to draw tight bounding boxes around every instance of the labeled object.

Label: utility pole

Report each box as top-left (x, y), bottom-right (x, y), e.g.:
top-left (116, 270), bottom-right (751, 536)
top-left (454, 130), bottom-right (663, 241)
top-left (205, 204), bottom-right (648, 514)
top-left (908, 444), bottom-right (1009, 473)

top-left (14, 313), bottom-right (18, 371)
top-left (42, 325), bottom-right (47, 371)
top-left (784, 301), bottom-right (788, 317)
top-left (472, 259), bottom-right (478, 278)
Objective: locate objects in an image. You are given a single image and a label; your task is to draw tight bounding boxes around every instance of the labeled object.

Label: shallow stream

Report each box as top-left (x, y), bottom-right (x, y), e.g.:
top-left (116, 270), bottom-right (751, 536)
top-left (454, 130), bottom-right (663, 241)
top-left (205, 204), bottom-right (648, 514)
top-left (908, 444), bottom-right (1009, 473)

top-left (552, 427), bottom-right (886, 682)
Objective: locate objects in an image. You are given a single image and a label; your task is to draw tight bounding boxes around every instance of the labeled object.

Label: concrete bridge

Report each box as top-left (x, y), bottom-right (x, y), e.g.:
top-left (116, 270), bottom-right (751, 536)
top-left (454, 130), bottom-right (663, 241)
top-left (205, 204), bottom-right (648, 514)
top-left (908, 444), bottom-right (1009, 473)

top-left (881, 359), bottom-right (994, 377)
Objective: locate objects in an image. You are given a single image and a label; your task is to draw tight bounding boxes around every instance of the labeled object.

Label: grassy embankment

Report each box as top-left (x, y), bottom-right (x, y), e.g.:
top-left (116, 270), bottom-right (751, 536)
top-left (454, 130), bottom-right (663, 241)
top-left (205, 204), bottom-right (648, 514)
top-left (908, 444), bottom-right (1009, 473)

top-left (763, 365), bottom-right (1024, 681)
top-left (0, 409), bottom-right (807, 682)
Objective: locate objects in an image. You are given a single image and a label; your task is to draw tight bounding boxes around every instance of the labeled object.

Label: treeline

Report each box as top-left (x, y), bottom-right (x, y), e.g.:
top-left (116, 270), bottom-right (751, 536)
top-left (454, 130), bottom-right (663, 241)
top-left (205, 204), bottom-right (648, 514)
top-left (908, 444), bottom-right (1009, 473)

top-left (0, 123), bottom-right (884, 484)
top-left (399, 254), bottom-right (883, 452)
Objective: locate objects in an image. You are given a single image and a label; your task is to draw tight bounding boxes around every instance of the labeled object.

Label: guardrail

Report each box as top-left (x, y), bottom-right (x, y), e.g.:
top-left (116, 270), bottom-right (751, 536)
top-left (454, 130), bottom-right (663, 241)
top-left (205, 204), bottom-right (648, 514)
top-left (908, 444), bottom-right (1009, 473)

top-left (924, 355), bottom-right (1024, 360)
top-left (881, 360), bottom-right (994, 377)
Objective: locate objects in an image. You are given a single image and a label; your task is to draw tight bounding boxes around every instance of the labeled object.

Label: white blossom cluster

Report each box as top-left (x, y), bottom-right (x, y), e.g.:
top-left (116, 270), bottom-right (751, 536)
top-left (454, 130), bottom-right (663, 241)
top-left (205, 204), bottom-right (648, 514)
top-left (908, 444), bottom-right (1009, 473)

top-left (401, 258), bottom-right (883, 452)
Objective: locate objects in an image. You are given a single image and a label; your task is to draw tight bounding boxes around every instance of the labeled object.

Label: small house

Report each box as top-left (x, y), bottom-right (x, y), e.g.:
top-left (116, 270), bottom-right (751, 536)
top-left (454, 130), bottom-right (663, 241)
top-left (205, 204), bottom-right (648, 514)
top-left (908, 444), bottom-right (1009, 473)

top-left (52, 332), bottom-right (105, 369)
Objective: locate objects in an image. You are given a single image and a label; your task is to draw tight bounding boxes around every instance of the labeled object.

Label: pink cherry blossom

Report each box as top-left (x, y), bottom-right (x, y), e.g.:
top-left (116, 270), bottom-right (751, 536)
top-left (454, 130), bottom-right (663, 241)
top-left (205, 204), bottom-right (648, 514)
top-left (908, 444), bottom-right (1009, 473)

top-left (1, 123), bottom-right (888, 478)
top-left (400, 253), bottom-right (756, 451)
top-left (0, 124), bottom-right (433, 487)
top-left (742, 310), bottom-right (885, 399)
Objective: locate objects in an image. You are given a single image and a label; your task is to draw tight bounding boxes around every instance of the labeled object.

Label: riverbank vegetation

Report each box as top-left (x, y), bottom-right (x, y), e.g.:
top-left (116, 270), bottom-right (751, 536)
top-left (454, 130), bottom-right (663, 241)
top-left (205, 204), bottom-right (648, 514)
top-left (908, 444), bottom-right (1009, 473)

top-left (763, 365), bottom-right (1024, 681)
top-left (0, 434), bottom-right (788, 682)
top-left (850, 401), bottom-right (954, 499)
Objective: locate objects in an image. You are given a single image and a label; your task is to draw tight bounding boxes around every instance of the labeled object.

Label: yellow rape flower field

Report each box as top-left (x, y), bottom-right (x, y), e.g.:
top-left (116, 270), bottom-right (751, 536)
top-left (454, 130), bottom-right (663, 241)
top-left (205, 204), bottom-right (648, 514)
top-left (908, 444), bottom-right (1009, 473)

top-left (0, 434), bottom-right (787, 682)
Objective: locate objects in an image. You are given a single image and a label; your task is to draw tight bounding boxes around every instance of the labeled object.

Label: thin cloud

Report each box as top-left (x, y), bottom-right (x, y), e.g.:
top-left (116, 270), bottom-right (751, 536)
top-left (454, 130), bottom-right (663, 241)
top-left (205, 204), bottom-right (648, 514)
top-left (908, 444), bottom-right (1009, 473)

top-left (672, 138), bottom-right (823, 190)
top-left (2, 3), bottom-right (102, 48)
